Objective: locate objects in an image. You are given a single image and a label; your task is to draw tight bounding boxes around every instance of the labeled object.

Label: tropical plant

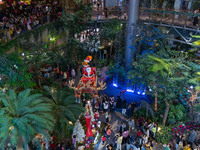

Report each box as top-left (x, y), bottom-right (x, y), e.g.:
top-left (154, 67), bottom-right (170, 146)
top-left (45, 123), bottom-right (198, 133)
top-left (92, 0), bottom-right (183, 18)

top-left (0, 89), bottom-right (54, 149)
top-left (128, 48), bottom-right (200, 125)
top-left (100, 19), bottom-right (124, 60)
top-left (156, 125), bottom-right (173, 144)
top-left (168, 104), bottom-right (187, 124)
top-left (43, 86), bottom-right (85, 140)
top-left (134, 100), bottom-right (155, 118)
top-left (0, 53), bottom-right (35, 89)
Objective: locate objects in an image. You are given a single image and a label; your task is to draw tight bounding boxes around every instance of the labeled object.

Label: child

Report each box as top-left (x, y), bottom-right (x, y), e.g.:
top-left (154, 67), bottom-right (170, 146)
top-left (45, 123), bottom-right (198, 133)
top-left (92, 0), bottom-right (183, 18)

top-left (72, 135), bottom-right (76, 149)
top-left (94, 110), bottom-right (99, 121)
top-left (101, 135), bottom-right (106, 145)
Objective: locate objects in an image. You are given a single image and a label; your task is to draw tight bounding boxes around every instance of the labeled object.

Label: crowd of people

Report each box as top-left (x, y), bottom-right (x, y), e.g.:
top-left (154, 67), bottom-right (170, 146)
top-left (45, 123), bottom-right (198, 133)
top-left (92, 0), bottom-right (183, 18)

top-left (83, 93), bottom-right (200, 150)
top-left (32, 64), bottom-right (76, 86)
top-left (0, 1), bottom-right (62, 41)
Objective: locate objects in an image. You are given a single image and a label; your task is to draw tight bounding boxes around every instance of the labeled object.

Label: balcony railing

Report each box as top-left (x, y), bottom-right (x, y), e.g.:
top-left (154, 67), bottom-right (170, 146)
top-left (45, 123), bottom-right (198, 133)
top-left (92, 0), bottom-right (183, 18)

top-left (92, 7), bottom-right (200, 31)
top-left (1, 7), bottom-right (200, 46)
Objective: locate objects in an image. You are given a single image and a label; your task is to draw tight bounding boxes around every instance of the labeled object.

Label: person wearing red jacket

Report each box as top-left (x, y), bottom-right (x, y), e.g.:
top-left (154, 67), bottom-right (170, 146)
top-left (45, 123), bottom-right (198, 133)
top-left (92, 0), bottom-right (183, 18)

top-left (50, 135), bottom-right (56, 149)
top-left (137, 130), bottom-right (143, 137)
top-left (101, 135), bottom-right (106, 145)
top-left (94, 110), bottom-right (99, 121)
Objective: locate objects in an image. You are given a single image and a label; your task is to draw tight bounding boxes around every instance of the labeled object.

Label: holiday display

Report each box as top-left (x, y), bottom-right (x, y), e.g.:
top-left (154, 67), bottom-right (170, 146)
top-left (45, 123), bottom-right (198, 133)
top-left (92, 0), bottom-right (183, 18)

top-left (68, 56), bottom-right (106, 102)
top-left (86, 101), bottom-right (95, 122)
top-left (72, 119), bottom-right (85, 143)
top-left (85, 112), bottom-right (93, 138)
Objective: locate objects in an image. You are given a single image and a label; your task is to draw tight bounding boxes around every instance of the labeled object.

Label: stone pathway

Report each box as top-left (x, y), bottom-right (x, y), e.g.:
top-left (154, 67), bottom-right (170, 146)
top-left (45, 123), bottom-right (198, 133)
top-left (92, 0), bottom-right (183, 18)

top-left (95, 110), bottom-right (166, 150)
top-left (95, 111), bottom-right (128, 150)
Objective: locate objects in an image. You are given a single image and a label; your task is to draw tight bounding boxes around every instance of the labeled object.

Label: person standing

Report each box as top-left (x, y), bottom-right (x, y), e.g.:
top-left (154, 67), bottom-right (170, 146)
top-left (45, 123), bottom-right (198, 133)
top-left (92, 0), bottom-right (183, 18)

top-left (109, 96), bottom-right (115, 112)
top-left (103, 100), bottom-right (109, 113)
top-left (101, 135), bottom-right (106, 145)
top-left (126, 135), bottom-right (131, 150)
top-left (188, 129), bottom-right (197, 144)
top-left (131, 102), bottom-right (137, 111)
top-left (72, 135), bottom-right (76, 149)
top-left (121, 99), bottom-right (127, 115)
top-left (106, 126), bottom-right (112, 139)
top-left (116, 95), bottom-right (122, 111)
top-left (193, 9), bottom-right (199, 26)
top-left (56, 66), bottom-right (60, 78)
top-left (97, 1), bottom-right (100, 10)
top-left (127, 104), bottom-right (133, 118)
top-left (116, 134), bottom-right (123, 150)
top-left (71, 68), bottom-right (76, 78)
top-left (104, 7), bottom-right (108, 18)
top-left (94, 110), bottom-right (99, 121)
top-left (105, 112), bottom-right (109, 124)
top-left (128, 117), bottom-right (135, 131)
top-left (152, 124), bottom-right (157, 138)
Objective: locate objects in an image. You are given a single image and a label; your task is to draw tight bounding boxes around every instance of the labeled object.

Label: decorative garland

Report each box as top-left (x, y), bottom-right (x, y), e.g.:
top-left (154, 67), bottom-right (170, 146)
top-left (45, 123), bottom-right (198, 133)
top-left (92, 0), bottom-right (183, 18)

top-left (143, 9), bottom-right (200, 17)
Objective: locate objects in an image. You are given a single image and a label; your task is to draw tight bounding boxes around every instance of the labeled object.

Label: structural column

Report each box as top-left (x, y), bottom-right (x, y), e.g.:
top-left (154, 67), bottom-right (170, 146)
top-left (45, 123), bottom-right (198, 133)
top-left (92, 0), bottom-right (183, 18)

top-left (174, 0), bottom-right (182, 19)
top-left (125, 0), bottom-right (139, 68)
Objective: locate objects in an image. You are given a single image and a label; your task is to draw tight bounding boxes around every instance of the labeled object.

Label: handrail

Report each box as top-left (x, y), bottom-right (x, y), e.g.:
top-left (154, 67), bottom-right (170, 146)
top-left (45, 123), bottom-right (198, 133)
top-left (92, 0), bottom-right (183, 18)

top-left (1, 7), bottom-right (200, 46)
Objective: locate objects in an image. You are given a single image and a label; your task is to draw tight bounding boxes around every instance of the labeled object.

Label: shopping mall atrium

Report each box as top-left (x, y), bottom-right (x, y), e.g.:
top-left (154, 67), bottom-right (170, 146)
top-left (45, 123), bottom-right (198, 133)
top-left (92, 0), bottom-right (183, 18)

top-left (0, 0), bottom-right (200, 150)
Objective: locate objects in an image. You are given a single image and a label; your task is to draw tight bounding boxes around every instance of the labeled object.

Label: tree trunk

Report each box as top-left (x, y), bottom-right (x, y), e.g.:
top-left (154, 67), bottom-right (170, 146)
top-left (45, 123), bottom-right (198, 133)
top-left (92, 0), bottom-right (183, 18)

top-left (146, 107), bottom-right (148, 117)
top-left (162, 101), bottom-right (170, 126)
top-left (109, 42), bottom-right (113, 61)
top-left (154, 90), bottom-right (158, 110)
top-left (188, 102), bottom-right (194, 120)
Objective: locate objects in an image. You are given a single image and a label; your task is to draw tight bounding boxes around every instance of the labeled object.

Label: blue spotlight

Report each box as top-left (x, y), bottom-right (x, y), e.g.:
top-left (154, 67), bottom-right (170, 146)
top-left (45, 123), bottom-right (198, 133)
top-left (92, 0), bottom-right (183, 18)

top-left (113, 83), bottom-right (118, 87)
top-left (127, 89), bottom-right (134, 93)
top-left (137, 92), bottom-right (140, 94)
top-left (142, 92), bottom-right (145, 95)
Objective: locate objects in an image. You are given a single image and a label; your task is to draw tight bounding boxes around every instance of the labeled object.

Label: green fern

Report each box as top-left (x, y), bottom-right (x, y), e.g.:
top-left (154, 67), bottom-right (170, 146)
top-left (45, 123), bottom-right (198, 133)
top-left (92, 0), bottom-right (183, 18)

top-left (43, 86), bottom-right (85, 139)
top-left (0, 89), bottom-right (54, 149)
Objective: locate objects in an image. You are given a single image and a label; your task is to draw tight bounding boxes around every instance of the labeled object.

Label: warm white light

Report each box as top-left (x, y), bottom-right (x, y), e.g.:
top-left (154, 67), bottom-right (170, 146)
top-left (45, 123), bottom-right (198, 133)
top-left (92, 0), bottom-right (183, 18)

top-left (158, 127), bottom-right (161, 132)
top-left (9, 126), bottom-right (14, 131)
top-left (69, 121), bottom-right (73, 125)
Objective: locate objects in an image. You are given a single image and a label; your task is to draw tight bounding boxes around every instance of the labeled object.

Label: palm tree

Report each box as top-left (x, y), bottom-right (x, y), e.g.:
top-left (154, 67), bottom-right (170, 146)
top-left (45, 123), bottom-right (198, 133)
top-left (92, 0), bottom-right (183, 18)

top-left (43, 86), bottom-right (85, 139)
top-left (0, 89), bottom-right (54, 150)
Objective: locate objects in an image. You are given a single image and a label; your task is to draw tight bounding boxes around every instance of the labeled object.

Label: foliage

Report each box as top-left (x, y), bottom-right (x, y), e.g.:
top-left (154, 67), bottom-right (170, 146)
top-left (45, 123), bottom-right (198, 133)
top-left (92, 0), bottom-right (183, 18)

top-left (128, 45), bottom-right (200, 125)
top-left (100, 19), bottom-right (124, 59)
top-left (156, 125), bottom-right (173, 144)
top-left (107, 62), bottom-right (126, 82)
top-left (168, 104), bottom-right (187, 124)
top-left (60, 2), bottom-right (93, 66)
top-left (43, 86), bottom-right (85, 140)
top-left (0, 53), bottom-right (36, 89)
top-left (0, 89), bottom-right (54, 148)
top-left (135, 26), bottom-right (165, 55)
top-left (194, 99), bottom-right (200, 112)
top-left (100, 19), bottom-right (123, 42)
